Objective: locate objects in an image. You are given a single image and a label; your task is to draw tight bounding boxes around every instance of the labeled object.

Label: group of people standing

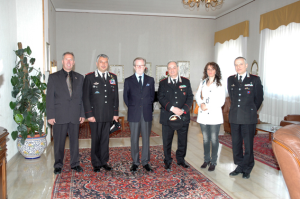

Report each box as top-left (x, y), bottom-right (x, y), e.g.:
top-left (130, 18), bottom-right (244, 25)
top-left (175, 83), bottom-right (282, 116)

top-left (46, 53), bottom-right (263, 180)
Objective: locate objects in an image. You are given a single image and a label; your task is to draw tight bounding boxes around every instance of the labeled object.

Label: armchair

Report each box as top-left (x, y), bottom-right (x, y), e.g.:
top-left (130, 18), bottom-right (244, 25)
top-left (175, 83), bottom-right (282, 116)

top-left (280, 115), bottom-right (300, 126)
top-left (272, 124), bottom-right (300, 199)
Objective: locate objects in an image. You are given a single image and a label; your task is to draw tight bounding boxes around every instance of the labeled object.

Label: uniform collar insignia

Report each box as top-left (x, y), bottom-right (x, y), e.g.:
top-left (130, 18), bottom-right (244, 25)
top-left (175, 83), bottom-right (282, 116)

top-left (168, 76), bottom-right (182, 84)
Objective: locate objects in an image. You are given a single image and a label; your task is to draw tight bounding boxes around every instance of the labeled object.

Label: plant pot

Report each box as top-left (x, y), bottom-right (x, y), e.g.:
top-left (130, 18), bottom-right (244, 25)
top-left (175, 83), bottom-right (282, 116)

top-left (17, 133), bottom-right (47, 159)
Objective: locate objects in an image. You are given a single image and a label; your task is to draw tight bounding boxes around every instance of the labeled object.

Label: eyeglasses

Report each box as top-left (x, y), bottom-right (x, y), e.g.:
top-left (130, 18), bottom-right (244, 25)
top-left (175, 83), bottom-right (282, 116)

top-left (135, 65), bottom-right (145, 68)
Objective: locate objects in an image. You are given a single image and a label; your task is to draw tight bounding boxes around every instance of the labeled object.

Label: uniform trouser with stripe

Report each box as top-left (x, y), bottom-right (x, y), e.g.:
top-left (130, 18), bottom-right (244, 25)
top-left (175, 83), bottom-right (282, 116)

top-left (162, 124), bottom-right (189, 165)
top-left (89, 122), bottom-right (110, 168)
top-left (230, 123), bottom-right (256, 174)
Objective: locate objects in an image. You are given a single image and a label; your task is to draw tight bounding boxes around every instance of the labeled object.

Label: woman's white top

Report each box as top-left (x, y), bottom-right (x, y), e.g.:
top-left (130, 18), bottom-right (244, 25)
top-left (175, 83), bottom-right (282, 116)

top-left (196, 79), bottom-right (225, 125)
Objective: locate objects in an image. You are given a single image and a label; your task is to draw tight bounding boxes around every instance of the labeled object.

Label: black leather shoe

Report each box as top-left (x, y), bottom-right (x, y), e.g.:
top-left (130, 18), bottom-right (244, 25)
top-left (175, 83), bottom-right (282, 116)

top-left (201, 161), bottom-right (210, 169)
top-left (143, 164), bottom-right (153, 172)
top-left (71, 165), bottom-right (83, 172)
top-left (242, 172), bottom-right (250, 179)
top-left (130, 164), bottom-right (138, 172)
top-left (177, 162), bottom-right (190, 168)
top-left (54, 168), bottom-right (62, 174)
top-left (93, 167), bottom-right (101, 173)
top-left (102, 164), bottom-right (112, 171)
top-left (165, 163), bottom-right (171, 171)
top-left (229, 170), bottom-right (241, 176)
top-left (208, 164), bottom-right (216, 171)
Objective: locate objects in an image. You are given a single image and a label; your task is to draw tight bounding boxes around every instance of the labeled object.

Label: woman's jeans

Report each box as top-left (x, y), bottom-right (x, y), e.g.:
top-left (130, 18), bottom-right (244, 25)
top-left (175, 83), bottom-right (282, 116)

top-left (199, 124), bottom-right (221, 165)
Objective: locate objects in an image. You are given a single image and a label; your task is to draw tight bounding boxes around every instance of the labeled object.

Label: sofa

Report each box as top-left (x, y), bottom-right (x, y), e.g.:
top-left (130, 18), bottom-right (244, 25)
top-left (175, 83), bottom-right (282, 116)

top-left (272, 124), bottom-right (300, 199)
top-left (280, 115), bottom-right (300, 126)
top-left (222, 97), bottom-right (260, 133)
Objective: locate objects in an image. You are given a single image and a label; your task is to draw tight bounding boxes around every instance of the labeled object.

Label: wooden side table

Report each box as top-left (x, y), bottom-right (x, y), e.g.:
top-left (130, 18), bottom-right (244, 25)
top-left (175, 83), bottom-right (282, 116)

top-left (0, 127), bottom-right (9, 199)
top-left (119, 116), bottom-right (125, 131)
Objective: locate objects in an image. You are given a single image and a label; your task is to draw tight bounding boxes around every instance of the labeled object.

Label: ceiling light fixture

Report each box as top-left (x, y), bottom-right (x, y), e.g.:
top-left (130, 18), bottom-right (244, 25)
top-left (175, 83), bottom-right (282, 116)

top-left (182, 0), bottom-right (224, 10)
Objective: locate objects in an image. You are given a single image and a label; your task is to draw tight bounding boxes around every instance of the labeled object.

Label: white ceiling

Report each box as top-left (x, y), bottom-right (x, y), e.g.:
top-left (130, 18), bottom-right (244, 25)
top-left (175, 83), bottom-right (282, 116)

top-left (51, 0), bottom-right (255, 19)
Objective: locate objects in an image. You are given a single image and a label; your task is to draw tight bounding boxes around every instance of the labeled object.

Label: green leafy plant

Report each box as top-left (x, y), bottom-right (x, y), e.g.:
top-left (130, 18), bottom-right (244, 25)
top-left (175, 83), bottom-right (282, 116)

top-left (10, 43), bottom-right (47, 144)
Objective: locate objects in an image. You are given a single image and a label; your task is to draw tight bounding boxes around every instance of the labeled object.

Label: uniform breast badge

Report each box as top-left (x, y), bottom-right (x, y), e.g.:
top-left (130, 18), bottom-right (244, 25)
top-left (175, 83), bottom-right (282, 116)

top-left (94, 82), bottom-right (99, 85)
top-left (247, 91), bottom-right (251, 94)
top-left (109, 74), bottom-right (116, 85)
top-left (231, 84), bottom-right (235, 87)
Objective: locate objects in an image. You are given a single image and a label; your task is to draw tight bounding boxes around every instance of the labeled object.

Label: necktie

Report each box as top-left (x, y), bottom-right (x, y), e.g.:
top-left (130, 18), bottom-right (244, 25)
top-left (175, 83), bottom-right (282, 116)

top-left (238, 76), bottom-right (242, 84)
top-left (102, 73), bottom-right (106, 81)
top-left (173, 79), bottom-right (177, 86)
top-left (66, 72), bottom-right (72, 96)
top-left (139, 76), bottom-right (142, 92)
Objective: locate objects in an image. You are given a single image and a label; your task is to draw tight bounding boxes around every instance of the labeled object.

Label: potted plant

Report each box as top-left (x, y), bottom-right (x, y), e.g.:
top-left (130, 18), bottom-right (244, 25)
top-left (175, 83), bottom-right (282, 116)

top-left (9, 42), bottom-right (47, 159)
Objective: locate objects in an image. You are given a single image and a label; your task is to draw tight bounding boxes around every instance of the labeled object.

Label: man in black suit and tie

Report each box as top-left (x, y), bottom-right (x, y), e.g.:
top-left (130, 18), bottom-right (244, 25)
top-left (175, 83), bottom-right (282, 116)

top-left (82, 54), bottom-right (119, 173)
top-left (46, 52), bottom-right (85, 174)
top-left (158, 61), bottom-right (193, 171)
top-left (123, 57), bottom-right (155, 172)
top-left (228, 57), bottom-right (263, 179)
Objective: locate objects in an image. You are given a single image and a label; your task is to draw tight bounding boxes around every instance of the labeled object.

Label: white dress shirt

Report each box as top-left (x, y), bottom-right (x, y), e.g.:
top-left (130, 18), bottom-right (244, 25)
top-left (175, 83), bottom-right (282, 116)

top-left (135, 73), bottom-right (144, 85)
top-left (238, 72), bottom-right (247, 82)
top-left (97, 70), bottom-right (108, 79)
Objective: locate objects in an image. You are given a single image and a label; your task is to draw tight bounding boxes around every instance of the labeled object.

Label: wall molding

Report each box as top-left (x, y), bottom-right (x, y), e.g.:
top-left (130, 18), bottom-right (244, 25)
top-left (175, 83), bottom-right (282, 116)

top-left (55, 8), bottom-right (216, 19)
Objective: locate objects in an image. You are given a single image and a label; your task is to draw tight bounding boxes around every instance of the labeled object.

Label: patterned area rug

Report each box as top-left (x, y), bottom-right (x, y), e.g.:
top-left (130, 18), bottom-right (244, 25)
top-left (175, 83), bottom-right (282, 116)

top-left (219, 134), bottom-right (279, 170)
top-left (52, 146), bottom-right (232, 199)
top-left (79, 121), bottom-right (160, 139)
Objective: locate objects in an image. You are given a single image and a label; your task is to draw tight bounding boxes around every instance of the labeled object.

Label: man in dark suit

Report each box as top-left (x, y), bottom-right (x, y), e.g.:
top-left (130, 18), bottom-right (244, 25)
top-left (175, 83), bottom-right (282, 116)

top-left (82, 54), bottom-right (119, 173)
top-left (46, 52), bottom-right (85, 174)
top-left (228, 57), bottom-right (263, 179)
top-left (123, 57), bottom-right (155, 172)
top-left (158, 61), bottom-right (193, 171)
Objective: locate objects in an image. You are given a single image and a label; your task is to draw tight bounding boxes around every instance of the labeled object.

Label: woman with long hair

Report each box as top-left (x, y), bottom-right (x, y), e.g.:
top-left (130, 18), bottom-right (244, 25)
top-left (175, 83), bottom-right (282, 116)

top-left (196, 62), bottom-right (225, 171)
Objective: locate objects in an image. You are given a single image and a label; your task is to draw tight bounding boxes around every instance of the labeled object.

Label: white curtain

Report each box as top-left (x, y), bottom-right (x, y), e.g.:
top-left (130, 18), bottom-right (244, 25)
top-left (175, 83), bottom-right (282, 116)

top-left (259, 22), bottom-right (300, 124)
top-left (215, 35), bottom-right (247, 94)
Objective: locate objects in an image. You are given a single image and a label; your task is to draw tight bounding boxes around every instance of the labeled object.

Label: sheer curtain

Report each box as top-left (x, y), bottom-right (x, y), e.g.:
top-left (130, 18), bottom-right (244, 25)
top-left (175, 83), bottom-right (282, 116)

top-left (215, 35), bottom-right (247, 93)
top-left (259, 22), bottom-right (300, 124)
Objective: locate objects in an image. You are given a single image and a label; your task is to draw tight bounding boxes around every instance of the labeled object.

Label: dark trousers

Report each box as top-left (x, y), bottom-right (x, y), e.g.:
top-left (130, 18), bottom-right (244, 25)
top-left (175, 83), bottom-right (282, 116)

top-left (129, 110), bottom-right (152, 166)
top-left (89, 122), bottom-right (110, 168)
top-left (162, 124), bottom-right (189, 165)
top-left (53, 123), bottom-right (80, 169)
top-left (230, 123), bottom-right (256, 174)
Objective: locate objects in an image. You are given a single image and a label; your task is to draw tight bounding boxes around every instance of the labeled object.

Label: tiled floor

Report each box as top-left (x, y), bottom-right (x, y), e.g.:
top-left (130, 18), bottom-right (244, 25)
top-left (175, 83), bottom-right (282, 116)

top-left (7, 112), bottom-right (290, 199)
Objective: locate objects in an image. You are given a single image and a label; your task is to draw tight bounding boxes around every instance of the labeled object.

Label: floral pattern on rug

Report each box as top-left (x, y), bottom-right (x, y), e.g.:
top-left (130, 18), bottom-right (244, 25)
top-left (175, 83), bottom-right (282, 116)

top-left (79, 121), bottom-right (160, 139)
top-left (52, 146), bottom-right (232, 199)
top-left (219, 134), bottom-right (279, 170)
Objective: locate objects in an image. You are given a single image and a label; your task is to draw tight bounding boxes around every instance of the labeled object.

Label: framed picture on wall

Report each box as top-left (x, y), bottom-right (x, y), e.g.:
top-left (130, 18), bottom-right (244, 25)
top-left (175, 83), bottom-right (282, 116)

top-left (156, 65), bottom-right (168, 82)
top-left (177, 61), bottom-right (190, 79)
top-left (109, 65), bottom-right (124, 83)
top-left (145, 62), bottom-right (152, 77)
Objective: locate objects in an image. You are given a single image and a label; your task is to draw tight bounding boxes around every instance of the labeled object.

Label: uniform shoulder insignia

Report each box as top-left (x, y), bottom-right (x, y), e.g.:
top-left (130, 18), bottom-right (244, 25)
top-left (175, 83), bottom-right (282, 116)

top-left (229, 74), bottom-right (235, 77)
top-left (250, 74), bottom-right (258, 77)
top-left (181, 76), bottom-right (189, 80)
top-left (85, 72), bottom-right (94, 76)
top-left (160, 77), bottom-right (168, 82)
top-left (109, 72), bottom-right (116, 76)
